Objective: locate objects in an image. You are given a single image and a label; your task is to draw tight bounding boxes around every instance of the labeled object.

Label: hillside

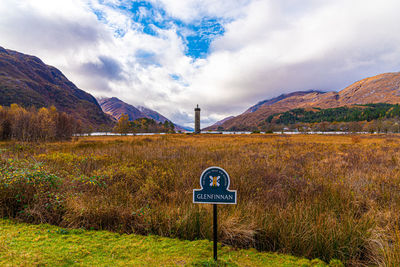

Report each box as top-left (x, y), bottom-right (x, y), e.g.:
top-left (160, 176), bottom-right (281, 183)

top-left (98, 97), bottom-right (143, 121)
top-left (205, 72), bottom-right (400, 130)
top-left (138, 105), bottom-right (170, 123)
top-left (208, 116), bottom-right (235, 128)
top-left (0, 46), bottom-right (113, 129)
top-left (98, 97), bottom-right (190, 131)
top-left (269, 103), bottom-right (400, 124)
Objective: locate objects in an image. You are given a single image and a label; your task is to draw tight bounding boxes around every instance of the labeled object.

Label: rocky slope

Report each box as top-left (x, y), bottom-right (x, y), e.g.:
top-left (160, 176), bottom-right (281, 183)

top-left (0, 46), bottom-right (113, 129)
top-left (205, 72), bottom-right (400, 130)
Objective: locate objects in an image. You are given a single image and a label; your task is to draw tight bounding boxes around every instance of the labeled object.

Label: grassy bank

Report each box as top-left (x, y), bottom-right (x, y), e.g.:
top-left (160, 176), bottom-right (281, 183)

top-left (0, 218), bottom-right (337, 266)
top-left (1, 134), bottom-right (400, 265)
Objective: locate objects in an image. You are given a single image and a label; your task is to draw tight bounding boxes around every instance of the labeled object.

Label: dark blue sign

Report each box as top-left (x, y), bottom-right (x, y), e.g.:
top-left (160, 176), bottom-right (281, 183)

top-left (193, 167), bottom-right (237, 204)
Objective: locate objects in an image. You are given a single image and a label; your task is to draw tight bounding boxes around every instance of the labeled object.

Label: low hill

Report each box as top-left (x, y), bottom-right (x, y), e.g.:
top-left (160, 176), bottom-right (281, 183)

top-left (0, 46), bottom-right (113, 129)
top-left (205, 72), bottom-right (400, 130)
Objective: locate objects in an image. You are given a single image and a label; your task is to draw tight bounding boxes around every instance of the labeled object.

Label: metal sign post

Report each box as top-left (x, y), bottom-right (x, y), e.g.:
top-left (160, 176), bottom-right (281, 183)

top-left (213, 204), bottom-right (217, 261)
top-left (193, 166), bottom-right (237, 262)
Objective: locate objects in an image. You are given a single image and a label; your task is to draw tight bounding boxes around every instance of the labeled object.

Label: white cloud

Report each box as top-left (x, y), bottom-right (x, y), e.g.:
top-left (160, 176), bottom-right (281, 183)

top-left (182, 0), bottom-right (400, 118)
top-left (151, 0), bottom-right (249, 22)
top-left (1, 0), bottom-right (400, 128)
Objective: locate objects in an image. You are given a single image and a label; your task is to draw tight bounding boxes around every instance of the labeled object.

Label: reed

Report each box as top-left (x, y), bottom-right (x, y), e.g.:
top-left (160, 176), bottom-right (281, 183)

top-left (1, 134), bottom-right (400, 265)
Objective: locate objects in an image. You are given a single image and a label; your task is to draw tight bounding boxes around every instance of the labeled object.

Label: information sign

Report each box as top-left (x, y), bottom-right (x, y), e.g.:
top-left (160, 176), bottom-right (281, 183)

top-left (193, 166), bottom-right (236, 204)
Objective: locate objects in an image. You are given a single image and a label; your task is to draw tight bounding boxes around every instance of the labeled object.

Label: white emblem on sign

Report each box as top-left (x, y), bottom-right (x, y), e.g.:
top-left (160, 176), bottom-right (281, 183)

top-left (210, 176), bottom-right (220, 187)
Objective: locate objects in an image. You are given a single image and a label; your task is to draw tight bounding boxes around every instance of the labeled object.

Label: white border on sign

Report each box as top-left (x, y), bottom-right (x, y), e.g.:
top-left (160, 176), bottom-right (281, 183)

top-left (193, 166), bottom-right (237, 204)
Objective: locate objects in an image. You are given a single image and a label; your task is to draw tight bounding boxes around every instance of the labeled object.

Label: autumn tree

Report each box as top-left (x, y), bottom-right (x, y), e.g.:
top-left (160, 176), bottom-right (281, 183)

top-left (115, 114), bottom-right (130, 134)
top-left (56, 112), bottom-right (75, 140)
top-left (0, 104), bottom-right (78, 141)
top-left (0, 106), bottom-right (11, 140)
top-left (37, 107), bottom-right (56, 140)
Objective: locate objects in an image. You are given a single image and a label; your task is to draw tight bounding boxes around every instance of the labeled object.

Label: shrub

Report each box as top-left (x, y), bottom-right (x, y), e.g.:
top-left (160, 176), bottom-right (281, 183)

top-left (0, 158), bottom-right (63, 223)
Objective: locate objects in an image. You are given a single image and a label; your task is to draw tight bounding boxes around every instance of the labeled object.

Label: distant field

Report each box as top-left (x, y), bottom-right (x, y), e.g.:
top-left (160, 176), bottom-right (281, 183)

top-left (1, 134), bottom-right (400, 265)
top-left (0, 218), bottom-right (337, 266)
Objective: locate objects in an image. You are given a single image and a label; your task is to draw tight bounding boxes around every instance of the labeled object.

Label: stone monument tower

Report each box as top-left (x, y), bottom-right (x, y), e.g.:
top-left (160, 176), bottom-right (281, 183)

top-left (194, 104), bottom-right (201, 134)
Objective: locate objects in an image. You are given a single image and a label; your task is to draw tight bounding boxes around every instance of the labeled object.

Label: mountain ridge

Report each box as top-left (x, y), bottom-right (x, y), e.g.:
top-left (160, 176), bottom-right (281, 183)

top-left (137, 105), bottom-right (170, 123)
top-left (0, 46), bottom-right (113, 129)
top-left (98, 97), bottom-right (191, 131)
top-left (243, 90), bottom-right (325, 114)
top-left (205, 72), bottom-right (400, 130)
top-left (98, 97), bottom-right (143, 121)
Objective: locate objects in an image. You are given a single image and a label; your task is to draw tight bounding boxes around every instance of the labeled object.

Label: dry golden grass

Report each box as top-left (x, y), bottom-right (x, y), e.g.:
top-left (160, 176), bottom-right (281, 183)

top-left (2, 133), bottom-right (400, 266)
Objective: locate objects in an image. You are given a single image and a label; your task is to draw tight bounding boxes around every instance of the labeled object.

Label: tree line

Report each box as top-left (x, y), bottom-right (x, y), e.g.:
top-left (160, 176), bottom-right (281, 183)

top-left (223, 103), bottom-right (400, 133)
top-left (0, 104), bottom-right (80, 141)
top-left (268, 103), bottom-right (400, 124)
top-left (114, 114), bottom-right (175, 134)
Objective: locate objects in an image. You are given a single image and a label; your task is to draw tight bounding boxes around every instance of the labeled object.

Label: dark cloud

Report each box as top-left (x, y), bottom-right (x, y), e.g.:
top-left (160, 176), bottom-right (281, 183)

top-left (0, 7), bottom-right (107, 55)
top-left (170, 110), bottom-right (193, 124)
top-left (80, 56), bottom-right (124, 81)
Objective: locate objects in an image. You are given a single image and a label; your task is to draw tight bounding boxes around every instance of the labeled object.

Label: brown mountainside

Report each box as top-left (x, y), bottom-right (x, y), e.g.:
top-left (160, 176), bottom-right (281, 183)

top-left (0, 46), bottom-right (113, 129)
top-left (211, 116), bottom-right (235, 126)
top-left (98, 97), bottom-right (189, 131)
top-left (98, 97), bottom-right (144, 121)
top-left (206, 72), bottom-right (400, 130)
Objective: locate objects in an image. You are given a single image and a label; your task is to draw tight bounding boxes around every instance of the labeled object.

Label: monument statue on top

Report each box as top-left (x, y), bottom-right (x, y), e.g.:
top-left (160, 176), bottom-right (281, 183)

top-left (195, 104), bottom-right (201, 134)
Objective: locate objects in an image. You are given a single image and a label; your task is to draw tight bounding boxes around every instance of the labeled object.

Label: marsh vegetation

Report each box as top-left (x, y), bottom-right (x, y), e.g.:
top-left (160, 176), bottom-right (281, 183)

top-left (1, 134), bottom-right (400, 265)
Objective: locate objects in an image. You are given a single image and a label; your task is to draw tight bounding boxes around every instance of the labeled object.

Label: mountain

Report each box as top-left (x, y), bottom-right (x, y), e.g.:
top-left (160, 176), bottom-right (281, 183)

top-left (98, 97), bottom-right (143, 121)
top-left (243, 90), bottom-right (323, 114)
top-left (207, 116), bottom-right (235, 129)
top-left (137, 105), bottom-right (170, 123)
top-left (98, 97), bottom-right (191, 131)
top-left (0, 46), bottom-right (113, 129)
top-left (137, 105), bottom-right (193, 131)
top-left (205, 72), bottom-right (400, 130)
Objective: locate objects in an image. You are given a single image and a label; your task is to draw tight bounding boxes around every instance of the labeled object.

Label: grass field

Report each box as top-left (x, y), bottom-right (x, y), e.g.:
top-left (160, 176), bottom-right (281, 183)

top-left (0, 218), bottom-right (340, 266)
top-left (1, 134), bottom-right (400, 265)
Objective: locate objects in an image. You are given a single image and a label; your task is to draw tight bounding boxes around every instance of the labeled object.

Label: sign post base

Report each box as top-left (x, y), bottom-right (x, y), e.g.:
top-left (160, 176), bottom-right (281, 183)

top-left (213, 204), bottom-right (217, 261)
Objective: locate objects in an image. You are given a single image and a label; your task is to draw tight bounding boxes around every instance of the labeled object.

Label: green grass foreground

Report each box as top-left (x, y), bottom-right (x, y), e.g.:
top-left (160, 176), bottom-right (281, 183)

top-left (0, 219), bottom-right (340, 267)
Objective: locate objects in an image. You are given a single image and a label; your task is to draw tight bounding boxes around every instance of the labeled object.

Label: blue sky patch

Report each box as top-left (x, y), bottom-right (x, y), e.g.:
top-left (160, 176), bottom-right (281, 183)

top-left (169, 73), bottom-right (189, 87)
top-left (182, 18), bottom-right (225, 58)
top-left (91, 1), bottom-right (226, 59)
top-left (169, 74), bottom-right (180, 81)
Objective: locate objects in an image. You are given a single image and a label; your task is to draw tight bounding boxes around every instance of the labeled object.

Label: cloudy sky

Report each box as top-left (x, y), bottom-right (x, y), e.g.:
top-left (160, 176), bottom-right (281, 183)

top-left (1, 0), bottom-right (400, 127)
